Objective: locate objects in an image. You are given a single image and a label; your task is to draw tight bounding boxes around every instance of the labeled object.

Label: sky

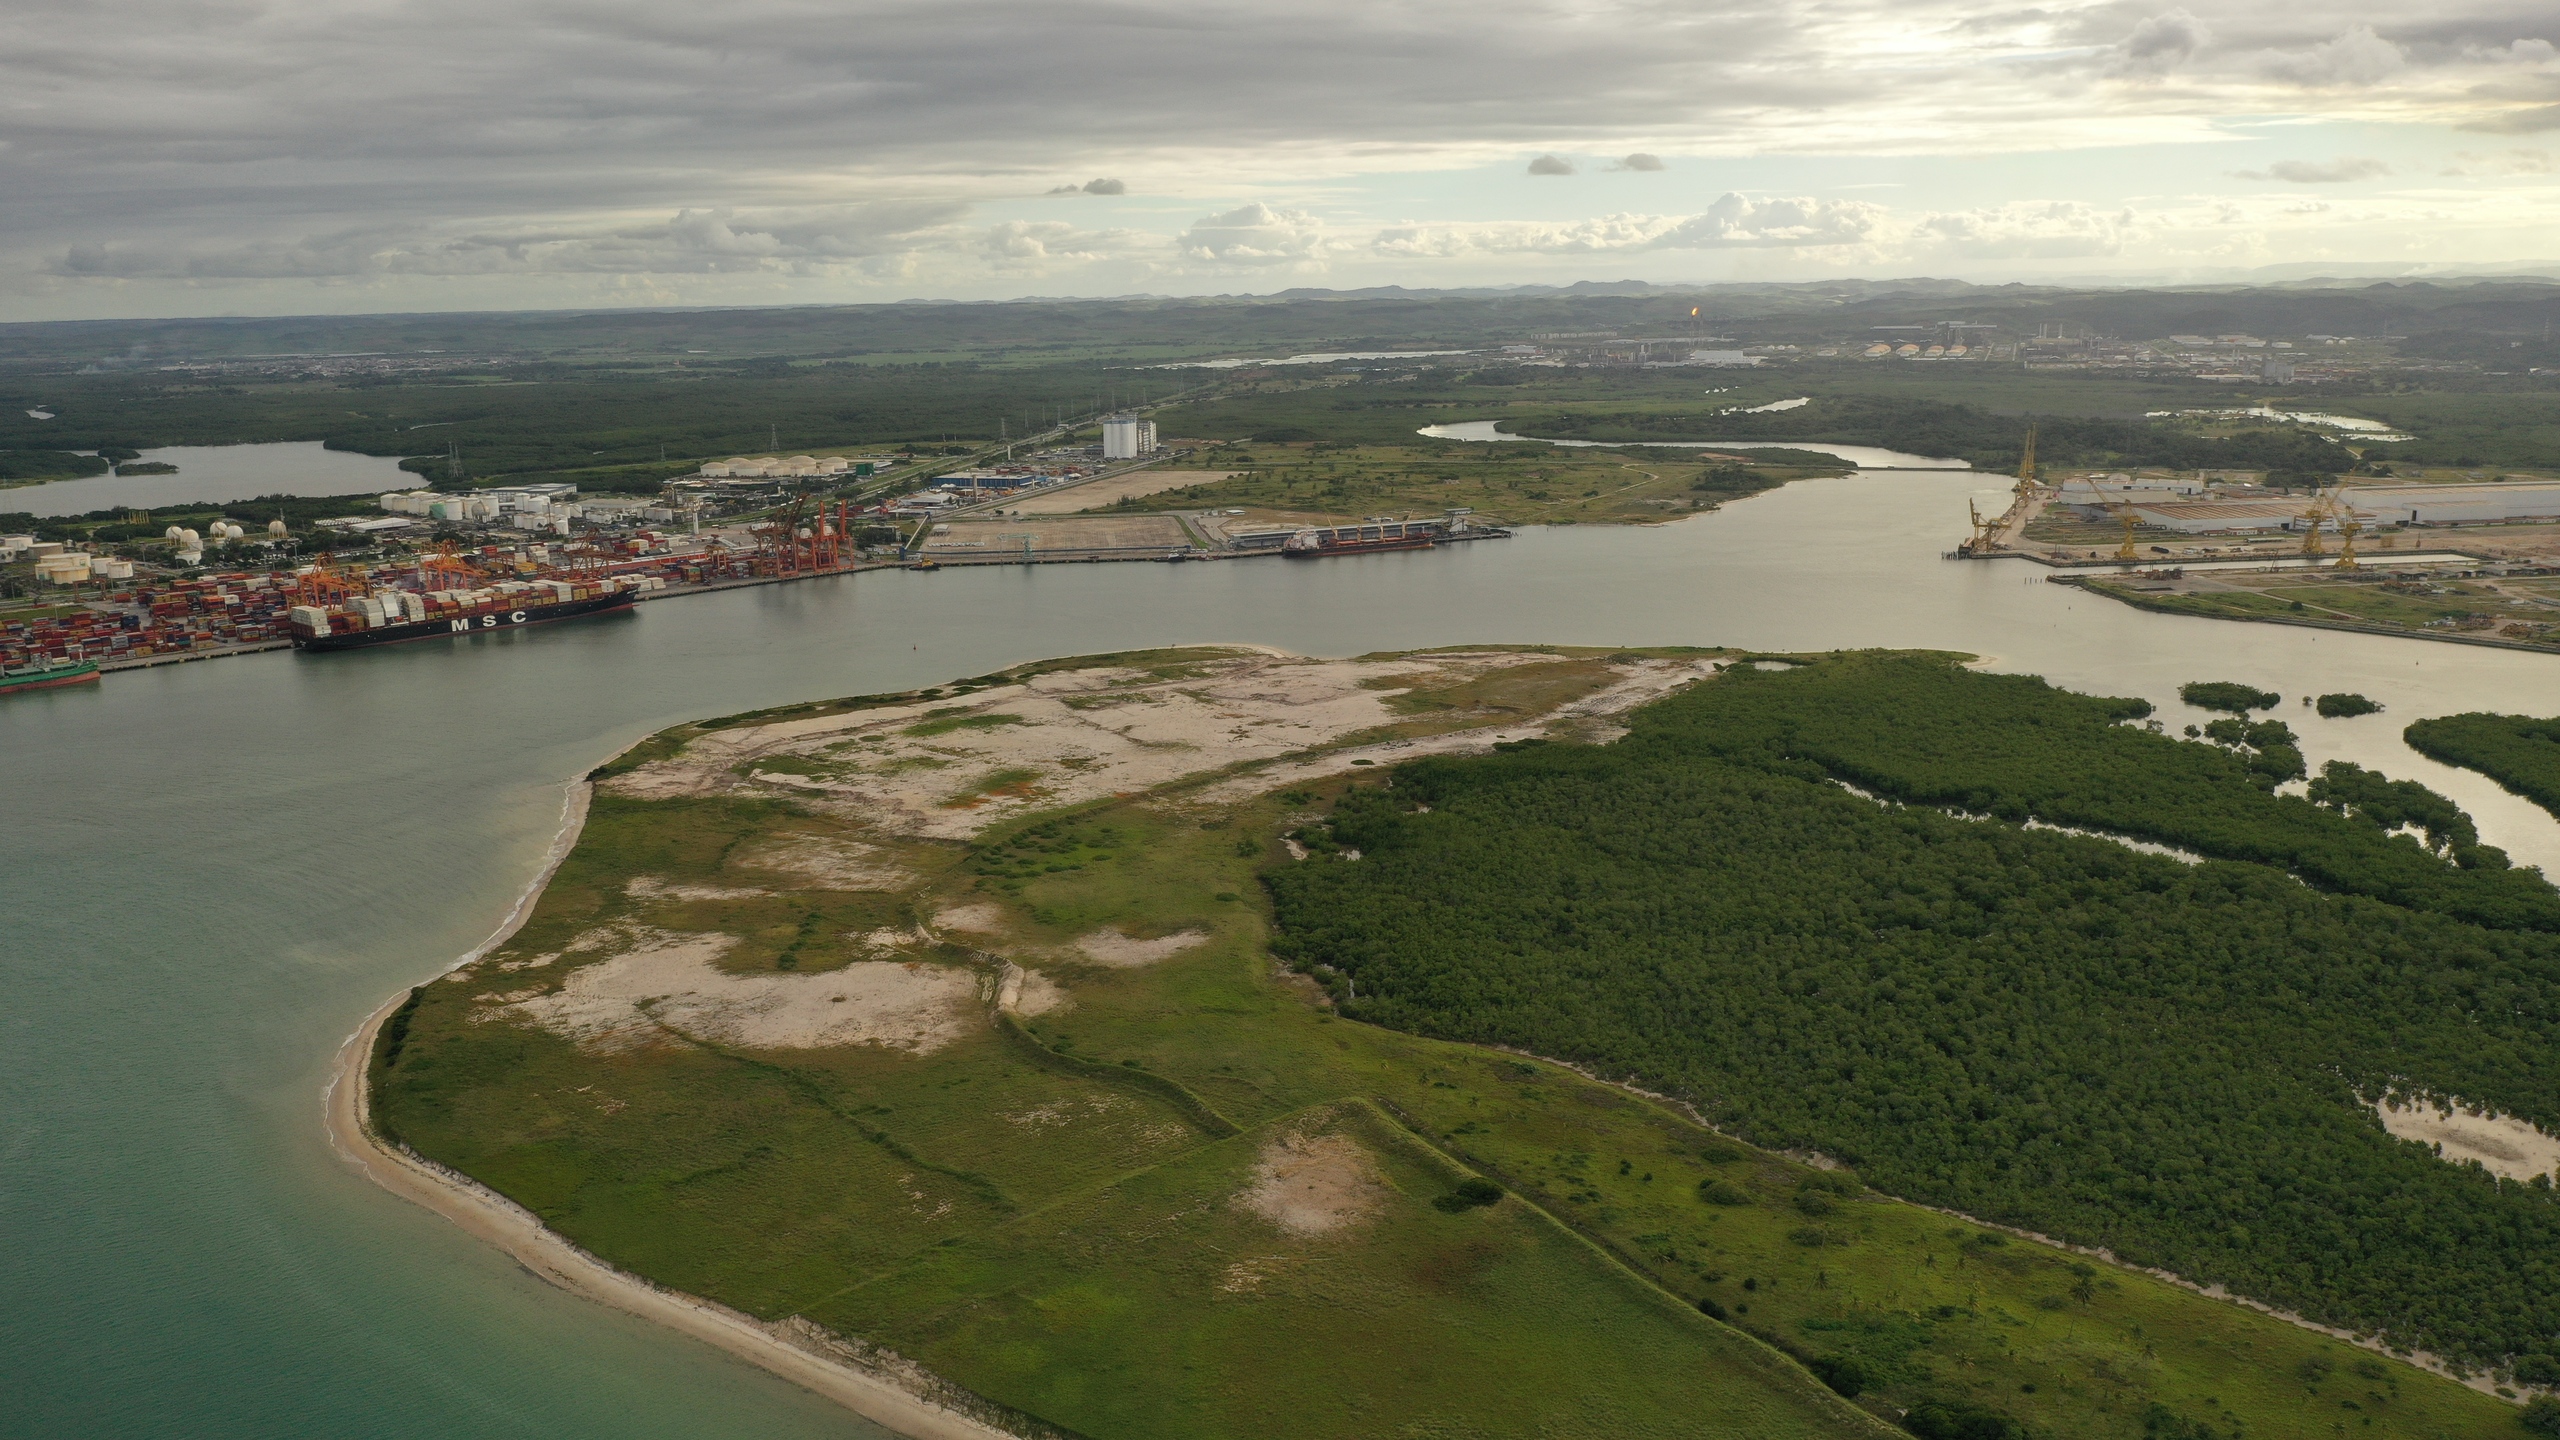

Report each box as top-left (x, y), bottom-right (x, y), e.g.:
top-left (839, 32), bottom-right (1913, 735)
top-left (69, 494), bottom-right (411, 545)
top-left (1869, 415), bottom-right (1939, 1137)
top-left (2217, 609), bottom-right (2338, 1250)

top-left (5, 0), bottom-right (2559, 320)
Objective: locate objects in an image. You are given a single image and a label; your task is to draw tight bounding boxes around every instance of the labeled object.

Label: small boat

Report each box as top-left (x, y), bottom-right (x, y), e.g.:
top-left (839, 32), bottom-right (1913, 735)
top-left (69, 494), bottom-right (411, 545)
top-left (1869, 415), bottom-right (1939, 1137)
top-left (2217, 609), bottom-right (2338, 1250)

top-left (0, 657), bottom-right (101, 696)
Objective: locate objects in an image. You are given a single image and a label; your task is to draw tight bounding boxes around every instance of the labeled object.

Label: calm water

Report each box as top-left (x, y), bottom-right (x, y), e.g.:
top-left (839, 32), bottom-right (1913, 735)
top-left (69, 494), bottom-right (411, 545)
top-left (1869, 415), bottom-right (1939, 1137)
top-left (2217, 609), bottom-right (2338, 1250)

top-left (3, 441), bottom-right (413, 517)
top-left (6, 469), bottom-right (2558, 1439)
top-left (1415, 418), bottom-right (1967, 469)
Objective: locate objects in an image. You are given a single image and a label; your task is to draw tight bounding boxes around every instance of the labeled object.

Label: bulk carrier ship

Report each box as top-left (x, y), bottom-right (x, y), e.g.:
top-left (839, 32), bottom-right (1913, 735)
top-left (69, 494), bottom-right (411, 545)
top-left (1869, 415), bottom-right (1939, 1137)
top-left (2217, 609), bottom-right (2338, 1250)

top-left (1282, 519), bottom-right (1445, 558)
top-left (286, 573), bottom-right (655, 652)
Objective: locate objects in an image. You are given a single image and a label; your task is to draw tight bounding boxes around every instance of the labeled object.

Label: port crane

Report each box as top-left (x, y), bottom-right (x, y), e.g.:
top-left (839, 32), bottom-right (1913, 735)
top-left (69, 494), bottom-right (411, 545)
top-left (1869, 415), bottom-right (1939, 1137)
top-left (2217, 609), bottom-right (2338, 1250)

top-left (2108, 502), bottom-right (2142, 561)
top-left (1957, 426), bottom-right (2043, 556)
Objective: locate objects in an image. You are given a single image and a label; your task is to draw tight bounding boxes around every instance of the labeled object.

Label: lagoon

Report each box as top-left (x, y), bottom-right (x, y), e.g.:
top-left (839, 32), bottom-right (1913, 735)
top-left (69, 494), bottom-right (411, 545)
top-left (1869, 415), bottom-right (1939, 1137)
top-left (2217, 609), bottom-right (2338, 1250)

top-left (1414, 417), bottom-right (1968, 469)
top-left (3, 441), bottom-right (413, 517)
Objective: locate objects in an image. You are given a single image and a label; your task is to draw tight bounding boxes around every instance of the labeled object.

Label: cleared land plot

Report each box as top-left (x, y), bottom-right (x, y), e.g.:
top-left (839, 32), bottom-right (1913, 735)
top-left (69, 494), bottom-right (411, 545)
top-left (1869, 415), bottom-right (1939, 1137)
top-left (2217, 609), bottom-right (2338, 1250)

top-left (920, 513), bottom-right (1190, 558)
top-left (1007, 470), bottom-right (1241, 514)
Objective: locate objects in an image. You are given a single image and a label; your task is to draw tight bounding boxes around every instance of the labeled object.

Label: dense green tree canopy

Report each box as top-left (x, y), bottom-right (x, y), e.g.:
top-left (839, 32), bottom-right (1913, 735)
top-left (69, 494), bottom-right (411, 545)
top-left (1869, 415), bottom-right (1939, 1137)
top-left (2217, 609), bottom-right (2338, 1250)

top-left (1267, 654), bottom-right (2560, 1365)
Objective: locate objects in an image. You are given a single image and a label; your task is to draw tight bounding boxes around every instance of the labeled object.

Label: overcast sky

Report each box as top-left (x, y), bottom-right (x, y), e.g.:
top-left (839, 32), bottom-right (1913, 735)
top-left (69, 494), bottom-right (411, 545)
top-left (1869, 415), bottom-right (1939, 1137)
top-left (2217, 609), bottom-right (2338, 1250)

top-left (5, 0), bottom-right (2558, 318)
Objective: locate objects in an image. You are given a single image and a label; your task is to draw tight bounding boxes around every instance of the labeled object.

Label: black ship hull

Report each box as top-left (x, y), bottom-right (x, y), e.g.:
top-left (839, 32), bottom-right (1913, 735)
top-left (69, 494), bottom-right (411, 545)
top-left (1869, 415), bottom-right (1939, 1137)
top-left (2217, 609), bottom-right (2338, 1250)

top-left (293, 591), bottom-right (636, 652)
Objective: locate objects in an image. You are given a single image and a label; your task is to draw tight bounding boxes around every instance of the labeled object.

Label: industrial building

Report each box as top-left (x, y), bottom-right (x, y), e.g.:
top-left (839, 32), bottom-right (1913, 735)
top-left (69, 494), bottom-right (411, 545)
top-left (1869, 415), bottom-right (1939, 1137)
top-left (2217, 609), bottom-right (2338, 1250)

top-left (1101, 416), bottom-right (1158, 461)
top-left (2341, 482), bottom-right (2560, 526)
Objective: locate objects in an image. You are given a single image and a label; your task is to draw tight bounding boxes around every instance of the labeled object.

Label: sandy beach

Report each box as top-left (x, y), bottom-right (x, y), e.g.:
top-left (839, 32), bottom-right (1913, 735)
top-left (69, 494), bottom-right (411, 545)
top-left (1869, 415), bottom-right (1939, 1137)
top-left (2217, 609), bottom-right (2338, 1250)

top-left (322, 781), bottom-right (1018, 1440)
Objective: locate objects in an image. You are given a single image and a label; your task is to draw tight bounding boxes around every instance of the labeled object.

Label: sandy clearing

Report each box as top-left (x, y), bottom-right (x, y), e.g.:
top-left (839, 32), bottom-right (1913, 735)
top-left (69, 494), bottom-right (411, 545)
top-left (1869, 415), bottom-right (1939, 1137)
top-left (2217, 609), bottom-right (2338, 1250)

top-left (932, 902), bottom-right (1006, 933)
top-left (1193, 654), bottom-right (1719, 803)
top-left (628, 875), bottom-right (769, 902)
top-left (324, 779), bottom-right (1015, 1440)
top-left (2375, 1099), bottom-right (2560, 1181)
top-left (995, 961), bottom-right (1069, 1017)
top-left (614, 649), bottom-right (1586, 840)
top-left (734, 833), bottom-right (917, 890)
top-left (503, 930), bottom-right (981, 1054)
top-left (1240, 1130), bottom-right (1386, 1238)
top-left (1004, 470), bottom-right (1241, 515)
top-left (1075, 928), bottom-right (1208, 967)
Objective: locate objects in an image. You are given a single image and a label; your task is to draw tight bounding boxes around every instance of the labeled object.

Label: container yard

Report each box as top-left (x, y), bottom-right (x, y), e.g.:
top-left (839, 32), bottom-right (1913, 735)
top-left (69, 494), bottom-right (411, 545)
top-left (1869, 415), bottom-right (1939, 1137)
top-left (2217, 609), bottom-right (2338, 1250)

top-left (2, 469), bottom-right (1506, 681)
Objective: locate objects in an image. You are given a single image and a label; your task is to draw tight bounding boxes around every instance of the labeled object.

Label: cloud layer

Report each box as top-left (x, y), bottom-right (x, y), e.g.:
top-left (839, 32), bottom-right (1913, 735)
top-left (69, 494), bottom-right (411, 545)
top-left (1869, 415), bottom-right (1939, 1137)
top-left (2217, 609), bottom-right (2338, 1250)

top-left (4, 0), bottom-right (2558, 312)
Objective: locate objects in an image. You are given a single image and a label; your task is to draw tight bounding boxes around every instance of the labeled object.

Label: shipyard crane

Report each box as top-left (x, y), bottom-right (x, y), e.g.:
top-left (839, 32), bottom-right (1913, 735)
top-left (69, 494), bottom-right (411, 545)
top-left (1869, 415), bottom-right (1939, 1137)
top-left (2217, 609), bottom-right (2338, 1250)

top-left (2335, 506), bottom-right (2363, 570)
top-left (2296, 491), bottom-right (2332, 558)
top-left (2108, 502), bottom-right (2142, 561)
top-left (1960, 498), bottom-right (2002, 555)
top-left (2014, 425), bottom-right (2039, 495)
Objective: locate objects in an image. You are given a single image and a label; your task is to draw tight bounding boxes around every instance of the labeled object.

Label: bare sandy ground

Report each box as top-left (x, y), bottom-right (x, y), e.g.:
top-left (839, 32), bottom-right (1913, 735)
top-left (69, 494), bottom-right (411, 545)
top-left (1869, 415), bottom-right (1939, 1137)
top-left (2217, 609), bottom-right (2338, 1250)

top-left (1005, 470), bottom-right (1239, 514)
top-left (1074, 928), bottom-right (1207, 967)
top-left (1239, 1129), bottom-right (1384, 1237)
top-left (608, 648), bottom-right (1720, 841)
top-left (2374, 1098), bottom-right (2560, 1181)
top-left (325, 786), bottom-right (1015, 1440)
top-left (497, 928), bottom-right (982, 1055)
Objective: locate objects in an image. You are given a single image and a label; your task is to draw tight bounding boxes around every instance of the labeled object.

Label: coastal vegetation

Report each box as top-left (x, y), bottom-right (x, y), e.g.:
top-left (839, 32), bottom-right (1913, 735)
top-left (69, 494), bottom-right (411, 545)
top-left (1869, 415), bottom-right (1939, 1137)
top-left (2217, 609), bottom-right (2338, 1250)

top-left (2408, 713), bottom-right (2560, 822)
top-left (1265, 652), bottom-right (2560, 1375)
top-left (365, 646), bottom-right (2536, 1440)
top-left (0, 449), bottom-right (110, 483)
top-left (2319, 692), bottom-right (2385, 718)
top-left (1138, 440), bottom-right (1842, 525)
top-left (2181, 681), bottom-right (2281, 712)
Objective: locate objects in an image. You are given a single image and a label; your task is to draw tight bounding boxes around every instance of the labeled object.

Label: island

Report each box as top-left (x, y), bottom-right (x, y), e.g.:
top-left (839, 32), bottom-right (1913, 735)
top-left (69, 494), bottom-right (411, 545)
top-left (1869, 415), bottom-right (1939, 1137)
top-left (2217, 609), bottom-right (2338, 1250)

top-left (341, 645), bottom-right (2555, 1440)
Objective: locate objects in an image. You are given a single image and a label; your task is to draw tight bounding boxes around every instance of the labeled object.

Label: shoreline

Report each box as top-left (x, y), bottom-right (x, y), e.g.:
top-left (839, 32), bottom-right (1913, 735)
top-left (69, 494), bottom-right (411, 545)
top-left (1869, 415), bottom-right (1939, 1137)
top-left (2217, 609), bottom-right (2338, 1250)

top-left (322, 779), bottom-right (1019, 1440)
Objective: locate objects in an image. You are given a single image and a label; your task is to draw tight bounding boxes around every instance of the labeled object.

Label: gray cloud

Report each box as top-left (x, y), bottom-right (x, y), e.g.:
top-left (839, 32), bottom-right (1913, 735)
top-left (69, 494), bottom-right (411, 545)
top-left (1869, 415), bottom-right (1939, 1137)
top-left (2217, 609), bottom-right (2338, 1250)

top-left (8, 0), bottom-right (2560, 312)
top-left (2111, 9), bottom-right (2212, 75)
top-left (1611, 153), bottom-right (1666, 171)
top-left (2229, 156), bottom-right (2394, 182)
top-left (2441, 146), bottom-right (2556, 173)
top-left (1081, 178), bottom-right (1126, 195)
top-left (2463, 103), bottom-right (2560, 133)
top-left (1527, 154), bottom-right (1578, 175)
top-left (2257, 26), bottom-right (2407, 85)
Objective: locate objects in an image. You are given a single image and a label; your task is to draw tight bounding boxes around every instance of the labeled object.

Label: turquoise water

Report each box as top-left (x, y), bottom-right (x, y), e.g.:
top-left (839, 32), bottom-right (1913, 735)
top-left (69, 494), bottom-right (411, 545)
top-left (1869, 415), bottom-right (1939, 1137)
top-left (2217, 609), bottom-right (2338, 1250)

top-left (6, 469), bottom-right (2557, 1438)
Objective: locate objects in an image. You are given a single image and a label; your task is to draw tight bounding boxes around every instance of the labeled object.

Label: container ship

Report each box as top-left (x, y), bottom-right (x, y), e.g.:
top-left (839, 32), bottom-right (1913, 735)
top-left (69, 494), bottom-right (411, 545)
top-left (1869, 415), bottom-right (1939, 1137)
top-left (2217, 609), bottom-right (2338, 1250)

top-left (1, 657), bottom-right (100, 696)
top-left (1282, 519), bottom-right (1445, 558)
top-left (286, 574), bottom-right (655, 652)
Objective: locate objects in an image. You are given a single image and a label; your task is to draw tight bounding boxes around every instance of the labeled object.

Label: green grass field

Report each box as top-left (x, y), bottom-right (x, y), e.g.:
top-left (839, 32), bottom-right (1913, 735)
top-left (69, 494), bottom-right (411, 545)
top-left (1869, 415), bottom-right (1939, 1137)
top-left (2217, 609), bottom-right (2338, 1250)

top-left (373, 649), bottom-right (2535, 1440)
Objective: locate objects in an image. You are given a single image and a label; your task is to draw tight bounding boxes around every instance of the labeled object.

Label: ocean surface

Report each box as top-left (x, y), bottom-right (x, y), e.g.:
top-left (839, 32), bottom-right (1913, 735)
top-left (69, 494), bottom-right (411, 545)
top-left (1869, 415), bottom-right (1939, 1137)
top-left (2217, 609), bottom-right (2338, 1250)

top-left (3, 441), bottom-right (414, 517)
top-left (7, 465), bottom-right (2558, 1439)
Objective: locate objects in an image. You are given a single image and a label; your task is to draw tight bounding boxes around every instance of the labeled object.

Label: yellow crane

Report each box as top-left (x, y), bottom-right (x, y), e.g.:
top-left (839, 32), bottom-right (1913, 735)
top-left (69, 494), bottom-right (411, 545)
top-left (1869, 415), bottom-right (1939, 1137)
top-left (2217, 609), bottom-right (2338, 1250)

top-left (2109, 502), bottom-right (2142, 561)
top-left (2335, 506), bottom-right (2362, 570)
top-left (2297, 491), bottom-right (2331, 558)
top-left (1963, 498), bottom-right (1994, 552)
top-left (2015, 426), bottom-right (2038, 492)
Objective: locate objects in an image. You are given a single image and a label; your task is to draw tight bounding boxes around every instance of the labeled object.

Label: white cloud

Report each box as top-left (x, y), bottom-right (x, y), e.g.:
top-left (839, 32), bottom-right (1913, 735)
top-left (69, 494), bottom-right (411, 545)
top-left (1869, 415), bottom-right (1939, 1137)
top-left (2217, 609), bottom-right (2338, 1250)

top-left (1909, 201), bottom-right (2135, 259)
top-left (2229, 156), bottom-right (2393, 182)
top-left (1659, 193), bottom-right (1883, 248)
top-left (1176, 203), bottom-right (1328, 266)
top-left (2441, 147), bottom-right (2556, 174)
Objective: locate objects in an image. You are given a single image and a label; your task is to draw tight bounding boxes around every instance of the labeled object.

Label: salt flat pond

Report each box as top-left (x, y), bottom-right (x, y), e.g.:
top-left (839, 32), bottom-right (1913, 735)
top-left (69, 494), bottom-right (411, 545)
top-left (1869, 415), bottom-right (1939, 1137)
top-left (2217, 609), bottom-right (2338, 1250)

top-left (4, 441), bottom-right (412, 516)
